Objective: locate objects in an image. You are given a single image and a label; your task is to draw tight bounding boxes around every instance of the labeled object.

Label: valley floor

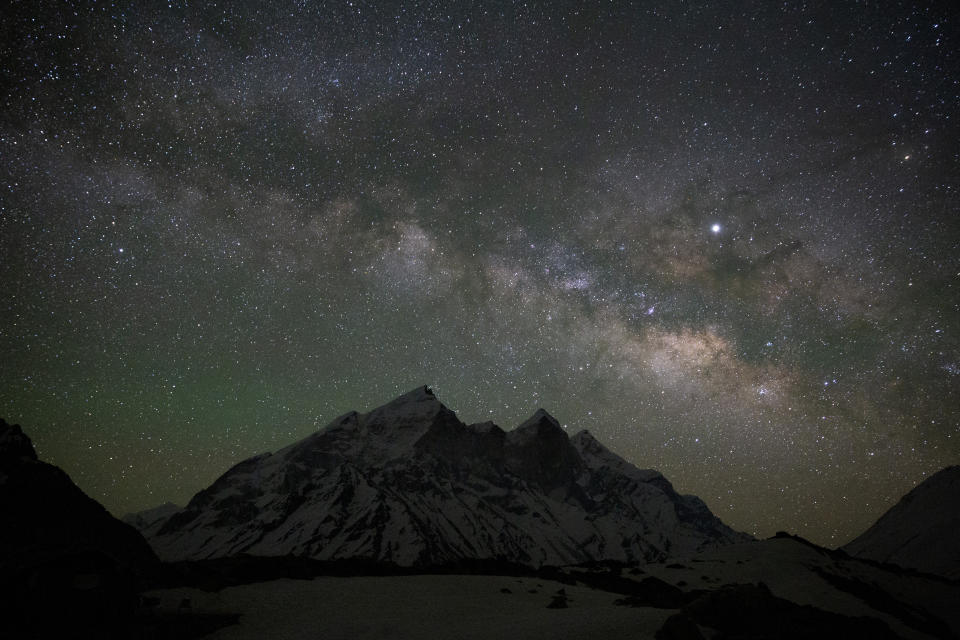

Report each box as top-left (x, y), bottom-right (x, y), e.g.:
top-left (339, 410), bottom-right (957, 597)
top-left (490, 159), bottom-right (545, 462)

top-left (144, 574), bottom-right (674, 640)
top-left (139, 538), bottom-right (960, 640)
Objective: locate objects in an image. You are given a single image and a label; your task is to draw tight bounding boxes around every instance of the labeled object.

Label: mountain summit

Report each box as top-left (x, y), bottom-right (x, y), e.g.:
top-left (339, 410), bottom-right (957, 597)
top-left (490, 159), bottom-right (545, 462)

top-left (138, 387), bottom-right (750, 566)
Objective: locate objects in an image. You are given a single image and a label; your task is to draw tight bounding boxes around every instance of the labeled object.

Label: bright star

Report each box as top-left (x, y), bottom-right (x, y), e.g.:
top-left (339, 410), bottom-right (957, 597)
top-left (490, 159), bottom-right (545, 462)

top-left (711, 224), bottom-right (721, 234)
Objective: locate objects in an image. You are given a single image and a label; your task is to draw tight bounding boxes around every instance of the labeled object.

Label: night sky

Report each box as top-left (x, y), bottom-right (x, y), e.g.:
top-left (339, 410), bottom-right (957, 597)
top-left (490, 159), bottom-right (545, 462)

top-left (2, 1), bottom-right (957, 547)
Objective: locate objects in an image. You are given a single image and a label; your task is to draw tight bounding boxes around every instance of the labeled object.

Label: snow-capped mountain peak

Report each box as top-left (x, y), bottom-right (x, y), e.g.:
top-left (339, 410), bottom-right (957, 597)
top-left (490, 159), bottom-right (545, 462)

top-left (276, 386), bottom-right (459, 466)
top-left (363, 385), bottom-right (451, 428)
top-left (516, 407), bottom-right (562, 429)
top-left (138, 387), bottom-right (750, 565)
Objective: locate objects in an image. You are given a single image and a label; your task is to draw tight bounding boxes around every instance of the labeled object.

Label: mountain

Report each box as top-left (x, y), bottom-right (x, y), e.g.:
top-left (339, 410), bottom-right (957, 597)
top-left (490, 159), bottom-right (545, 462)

top-left (842, 465), bottom-right (960, 579)
top-left (0, 418), bottom-right (160, 637)
top-left (0, 418), bottom-right (159, 572)
top-left (122, 501), bottom-right (181, 538)
top-left (137, 386), bottom-right (749, 566)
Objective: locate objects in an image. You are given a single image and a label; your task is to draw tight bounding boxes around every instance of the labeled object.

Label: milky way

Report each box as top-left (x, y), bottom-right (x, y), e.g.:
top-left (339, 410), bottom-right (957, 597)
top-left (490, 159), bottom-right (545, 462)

top-left (1, 1), bottom-right (957, 545)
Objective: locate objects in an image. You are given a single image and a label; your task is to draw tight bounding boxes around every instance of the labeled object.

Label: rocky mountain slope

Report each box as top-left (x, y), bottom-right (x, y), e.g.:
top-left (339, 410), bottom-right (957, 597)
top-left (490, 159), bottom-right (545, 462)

top-left (135, 386), bottom-right (749, 566)
top-left (843, 465), bottom-right (960, 579)
top-left (0, 417), bottom-right (158, 573)
top-left (0, 417), bottom-right (160, 637)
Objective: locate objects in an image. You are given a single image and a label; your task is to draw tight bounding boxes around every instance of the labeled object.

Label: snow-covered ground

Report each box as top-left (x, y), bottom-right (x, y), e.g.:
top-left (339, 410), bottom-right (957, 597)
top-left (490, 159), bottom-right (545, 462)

top-left (641, 538), bottom-right (960, 640)
top-left (145, 574), bottom-right (674, 640)
top-left (142, 537), bottom-right (960, 640)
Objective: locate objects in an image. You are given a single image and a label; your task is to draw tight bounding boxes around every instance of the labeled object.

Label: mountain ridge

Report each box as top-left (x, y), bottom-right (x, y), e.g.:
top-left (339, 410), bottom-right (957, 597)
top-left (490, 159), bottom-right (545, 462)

top-left (136, 386), bottom-right (750, 566)
top-left (0, 417), bottom-right (161, 637)
top-left (842, 465), bottom-right (960, 579)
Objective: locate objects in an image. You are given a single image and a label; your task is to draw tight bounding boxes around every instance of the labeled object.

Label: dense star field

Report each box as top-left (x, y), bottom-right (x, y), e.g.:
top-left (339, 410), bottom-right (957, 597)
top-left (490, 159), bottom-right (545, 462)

top-left (1, 1), bottom-right (957, 546)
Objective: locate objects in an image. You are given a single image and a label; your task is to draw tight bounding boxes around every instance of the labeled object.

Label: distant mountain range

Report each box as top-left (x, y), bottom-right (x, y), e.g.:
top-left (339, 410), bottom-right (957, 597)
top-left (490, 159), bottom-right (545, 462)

top-left (843, 465), bottom-right (960, 579)
top-left (130, 386), bottom-right (750, 565)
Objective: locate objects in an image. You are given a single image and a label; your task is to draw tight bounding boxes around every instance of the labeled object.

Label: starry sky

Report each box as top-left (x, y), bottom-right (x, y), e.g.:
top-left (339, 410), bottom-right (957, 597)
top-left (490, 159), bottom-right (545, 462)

top-left (1, 1), bottom-right (958, 547)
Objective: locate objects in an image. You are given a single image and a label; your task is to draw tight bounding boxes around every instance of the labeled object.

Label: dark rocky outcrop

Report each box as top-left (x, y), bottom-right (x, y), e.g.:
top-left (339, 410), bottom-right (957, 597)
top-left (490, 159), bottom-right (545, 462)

top-left (657, 583), bottom-right (902, 640)
top-left (0, 418), bottom-right (160, 638)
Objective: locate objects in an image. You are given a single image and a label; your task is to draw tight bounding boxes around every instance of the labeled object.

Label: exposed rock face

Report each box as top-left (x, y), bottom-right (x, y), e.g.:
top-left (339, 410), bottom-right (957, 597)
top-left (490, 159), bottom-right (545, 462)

top-left (843, 465), bottom-right (960, 579)
top-left (138, 386), bottom-right (749, 566)
top-left (0, 418), bottom-right (160, 637)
